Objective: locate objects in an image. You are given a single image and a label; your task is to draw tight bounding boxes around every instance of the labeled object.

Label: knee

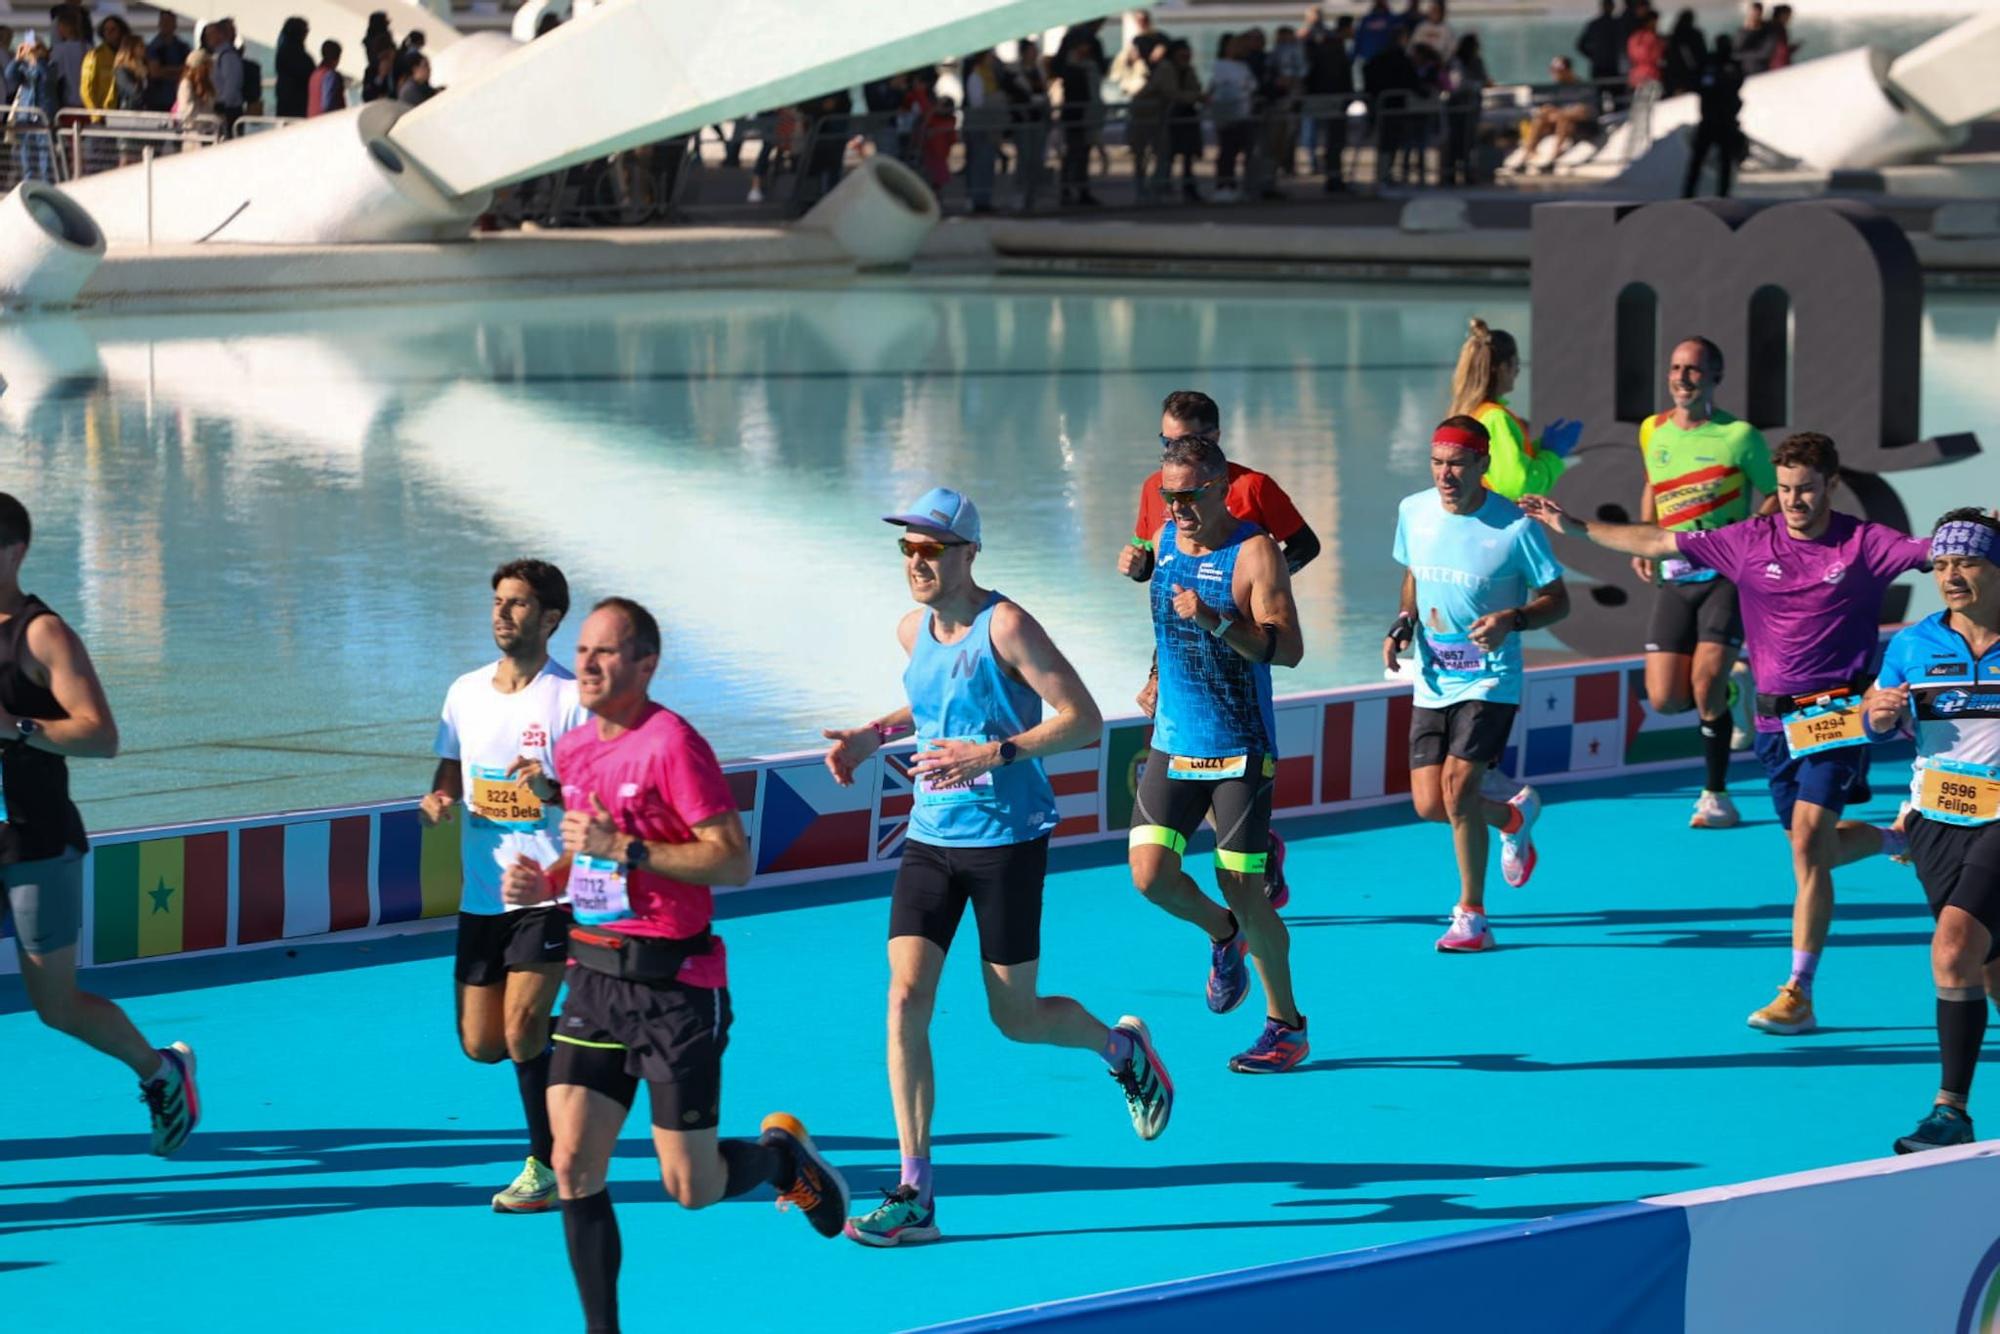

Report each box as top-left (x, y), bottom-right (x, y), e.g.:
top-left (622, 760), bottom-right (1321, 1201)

top-left (30, 989), bottom-right (83, 1035)
top-left (886, 978), bottom-right (935, 1027)
top-left (553, 1149), bottom-right (601, 1199)
top-left (504, 1019), bottom-right (549, 1064)
top-left (1934, 922), bottom-right (1986, 982)
top-left (1648, 689), bottom-right (1693, 716)
top-left (461, 1037), bottom-right (508, 1064)
top-left (988, 1000), bottom-right (1040, 1044)
top-left (659, 1171), bottom-right (709, 1211)
top-left (1411, 788), bottom-right (1447, 823)
top-left (1128, 846), bottom-right (1177, 897)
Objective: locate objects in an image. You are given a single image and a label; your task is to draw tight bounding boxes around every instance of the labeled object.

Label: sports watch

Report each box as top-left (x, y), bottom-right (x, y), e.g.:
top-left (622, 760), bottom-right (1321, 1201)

top-left (997, 740), bottom-right (1020, 766)
top-left (14, 718), bottom-right (38, 741)
top-left (622, 838), bottom-right (647, 871)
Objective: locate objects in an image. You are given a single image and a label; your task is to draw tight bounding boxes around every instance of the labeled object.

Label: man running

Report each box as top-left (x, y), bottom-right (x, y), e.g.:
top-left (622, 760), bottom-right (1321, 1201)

top-left (420, 559), bottom-right (589, 1213)
top-left (822, 486), bottom-right (1173, 1247)
top-left (0, 492), bottom-right (199, 1156)
top-left (1118, 389), bottom-right (1320, 908)
top-left (1863, 510), bottom-right (2000, 1153)
top-left (1128, 435), bottom-right (1311, 1073)
top-left (1522, 432), bottom-right (1927, 1034)
top-left (1387, 418), bottom-right (1569, 954)
top-left (501, 597), bottom-right (847, 1334)
top-left (1633, 336), bottom-right (1774, 829)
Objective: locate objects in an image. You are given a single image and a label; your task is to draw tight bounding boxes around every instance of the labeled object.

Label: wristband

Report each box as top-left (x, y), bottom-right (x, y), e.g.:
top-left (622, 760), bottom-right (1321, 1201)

top-left (871, 721), bottom-right (905, 745)
top-left (1511, 608), bottom-right (1528, 633)
top-left (1387, 611), bottom-right (1416, 650)
top-left (1208, 615), bottom-right (1234, 639)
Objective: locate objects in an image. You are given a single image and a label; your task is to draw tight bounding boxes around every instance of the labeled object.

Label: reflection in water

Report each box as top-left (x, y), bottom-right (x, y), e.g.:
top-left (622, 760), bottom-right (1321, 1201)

top-left (2, 275), bottom-right (1991, 829)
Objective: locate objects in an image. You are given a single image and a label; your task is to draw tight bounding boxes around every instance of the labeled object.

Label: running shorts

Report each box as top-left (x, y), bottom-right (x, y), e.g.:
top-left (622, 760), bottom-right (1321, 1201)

top-left (889, 835), bottom-right (1048, 966)
top-left (454, 905), bottom-right (571, 986)
top-left (1752, 730), bottom-right (1869, 831)
top-left (0, 850), bottom-right (83, 955)
top-left (1410, 701), bottom-right (1517, 769)
top-left (1644, 577), bottom-right (1744, 655)
top-left (550, 968), bottom-right (731, 1131)
top-left (1906, 815), bottom-right (2000, 962)
top-left (1130, 747), bottom-right (1274, 876)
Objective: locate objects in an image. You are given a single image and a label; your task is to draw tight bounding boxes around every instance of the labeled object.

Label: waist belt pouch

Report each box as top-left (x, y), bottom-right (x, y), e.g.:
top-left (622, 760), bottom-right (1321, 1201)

top-left (568, 923), bottom-right (712, 985)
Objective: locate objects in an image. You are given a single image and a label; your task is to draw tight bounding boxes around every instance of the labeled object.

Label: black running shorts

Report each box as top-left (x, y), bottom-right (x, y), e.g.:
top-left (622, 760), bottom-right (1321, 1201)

top-left (889, 835), bottom-right (1048, 966)
top-left (454, 905), bottom-right (571, 987)
top-left (1645, 577), bottom-right (1744, 656)
top-left (1906, 815), bottom-right (2000, 962)
top-left (1410, 701), bottom-right (1517, 769)
top-left (550, 968), bottom-right (731, 1131)
top-left (1130, 747), bottom-right (1274, 876)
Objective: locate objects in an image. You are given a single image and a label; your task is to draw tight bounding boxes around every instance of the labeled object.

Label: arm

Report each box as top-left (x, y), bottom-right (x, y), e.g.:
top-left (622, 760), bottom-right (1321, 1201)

top-left (1480, 409), bottom-right (1565, 502)
top-left (982, 602), bottom-right (1104, 761)
top-left (8, 614), bottom-right (118, 757)
top-left (1517, 493), bottom-right (1682, 559)
top-left (631, 810), bottom-right (752, 888)
top-left (1279, 522), bottom-right (1321, 575)
top-left (1631, 478), bottom-right (1659, 581)
top-left (822, 611), bottom-right (921, 785)
top-left (1181, 534), bottom-right (1303, 668)
top-left (1469, 578), bottom-right (1569, 651)
top-left (1383, 569), bottom-right (1416, 671)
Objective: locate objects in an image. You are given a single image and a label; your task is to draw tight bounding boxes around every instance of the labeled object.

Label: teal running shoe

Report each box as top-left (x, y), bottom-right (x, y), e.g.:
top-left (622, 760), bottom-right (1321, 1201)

top-left (1110, 1016), bottom-right (1174, 1140)
top-left (1893, 1103), bottom-right (1974, 1155)
top-left (844, 1185), bottom-right (940, 1247)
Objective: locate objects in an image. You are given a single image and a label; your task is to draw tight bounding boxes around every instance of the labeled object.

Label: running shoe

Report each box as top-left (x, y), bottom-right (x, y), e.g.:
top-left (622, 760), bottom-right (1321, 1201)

top-left (1110, 1016), bottom-right (1174, 1140)
top-left (760, 1112), bottom-right (850, 1239)
top-left (844, 1185), bottom-right (940, 1247)
top-left (1206, 928), bottom-right (1251, 1014)
top-left (1263, 831), bottom-right (1290, 911)
top-left (1227, 1015), bottom-right (1309, 1074)
top-left (142, 1042), bottom-right (199, 1158)
top-left (1435, 907), bottom-right (1494, 953)
top-left (492, 1156), bottom-right (558, 1214)
top-left (1727, 663), bottom-right (1754, 751)
top-left (1893, 1103), bottom-right (1975, 1155)
top-left (1689, 790), bottom-right (1740, 829)
top-left (1499, 786), bottom-right (1540, 888)
top-left (1746, 982), bottom-right (1815, 1035)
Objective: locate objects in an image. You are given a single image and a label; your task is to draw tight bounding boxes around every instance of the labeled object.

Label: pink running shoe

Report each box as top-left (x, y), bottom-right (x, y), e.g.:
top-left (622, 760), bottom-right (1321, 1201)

top-left (1499, 786), bottom-right (1541, 889)
top-left (1435, 908), bottom-right (1494, 953)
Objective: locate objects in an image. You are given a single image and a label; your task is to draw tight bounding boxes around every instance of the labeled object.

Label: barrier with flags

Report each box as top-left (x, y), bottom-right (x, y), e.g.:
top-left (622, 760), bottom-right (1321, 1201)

top-left (3, 651), bottom-right (1728, 973)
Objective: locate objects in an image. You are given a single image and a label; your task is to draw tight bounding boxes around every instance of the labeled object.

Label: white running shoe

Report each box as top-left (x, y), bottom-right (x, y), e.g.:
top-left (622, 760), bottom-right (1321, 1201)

top-left (1728, 661), bottom-right (1754, 751)
top-left (1499, 786), bottom-right (1540, 888)
top-left (1435, 907), bottom-right (1494, 953)
top-left (747, 183), bottom-right (765, 204)
top-left (1689, 790), bottom-right (1740, 829)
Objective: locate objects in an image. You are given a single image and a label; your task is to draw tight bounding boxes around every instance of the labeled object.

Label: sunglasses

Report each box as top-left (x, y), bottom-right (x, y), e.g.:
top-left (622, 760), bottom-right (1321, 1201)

top-left (1158, 430), bottom-right (1221, 449)
top-left (899, 537), bottom-right (966, 560)
top-left (1157, 477), bottom-right (1223, 507)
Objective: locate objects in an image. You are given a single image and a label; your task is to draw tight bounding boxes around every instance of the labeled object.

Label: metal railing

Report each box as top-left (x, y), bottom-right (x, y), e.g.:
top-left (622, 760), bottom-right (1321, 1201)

top-left (52, 108), bottom-right (224, 180)
top-left (231, 115), bottom-right (307, 138)
top-left (1, 106), bottom-right (60, 192)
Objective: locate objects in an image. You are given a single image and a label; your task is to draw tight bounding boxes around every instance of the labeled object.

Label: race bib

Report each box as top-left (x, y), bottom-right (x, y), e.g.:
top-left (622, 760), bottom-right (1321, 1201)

top-left (1781, 695), bottom-right (1868, 758)
top-left (568, 854), bottom-right (631, 926)
top-left (1167, 754), bottom-right (1248, 781)
top-left (912, 737), bottom-right (998, 806)
top-left (467, 764), bottom-right (545, 830)
top-left (1659, 557), bottom-right (1719, 585)
top-left (1426, 631), bottom-right (1487, 678)
top-left (1917, 758), bottom-right (2000, 827)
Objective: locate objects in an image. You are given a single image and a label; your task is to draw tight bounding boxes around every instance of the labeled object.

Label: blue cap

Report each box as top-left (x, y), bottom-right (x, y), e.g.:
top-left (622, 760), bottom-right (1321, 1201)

top-left (882, 486), bottom-right (982, 550)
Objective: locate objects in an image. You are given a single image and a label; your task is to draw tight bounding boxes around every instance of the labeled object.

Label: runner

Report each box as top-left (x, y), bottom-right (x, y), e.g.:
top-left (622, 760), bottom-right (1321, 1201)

top-left (0, 492), bottom-right (199, 1156)
top-left (1127, 434), bottom-right (1311, 1073)
top-left (1386, 418), bottom-right (1570, 953)
top-left (1522, 432), bottom-right (1928, 1034)
top-left (822, 486), bottom-right (1173, 1247)
top-left (1444, 318), bottom-right (1582, 502)
top-left (419, 558), bottom-right (589, 1214)
top-left (1633, 336), bottom-right (1774, 829)
top-left (1862, 510), bottom-right (2000, 1152)
top-left (1118, 389), bottom-right (1320, 909)
top-left (501, 597), bottom-right (848, 1333)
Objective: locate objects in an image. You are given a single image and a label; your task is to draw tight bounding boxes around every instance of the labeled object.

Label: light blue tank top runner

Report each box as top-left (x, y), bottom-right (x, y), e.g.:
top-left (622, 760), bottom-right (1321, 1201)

top-left (1150, 520), bottom-right (1278, 760)
top-left (902, 590), bottom-right (1058, 848)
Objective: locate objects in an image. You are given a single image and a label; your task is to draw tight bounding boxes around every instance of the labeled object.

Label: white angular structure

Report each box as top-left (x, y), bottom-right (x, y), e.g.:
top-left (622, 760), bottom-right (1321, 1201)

top-left (796, 157), bottom-right (941, 269)
top-left (0, 182), bottom-right (105, 307)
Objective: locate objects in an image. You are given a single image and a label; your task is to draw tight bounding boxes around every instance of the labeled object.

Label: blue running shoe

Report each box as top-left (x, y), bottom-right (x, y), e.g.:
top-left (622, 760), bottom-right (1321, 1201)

top-left (844, 1185), bottom-right (940, 1247)
top-left (1228, 1015), bottom-right (1309, 1074)
top-left (1893, 1103), bottom-right (1974, 1155)
top-left (1206, 929), bottom-right (1250, 1014)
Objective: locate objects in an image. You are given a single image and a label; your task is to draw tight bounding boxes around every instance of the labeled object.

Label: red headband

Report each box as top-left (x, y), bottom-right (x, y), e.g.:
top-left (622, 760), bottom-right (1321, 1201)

top-left (1432, 424), bottom-right (1489, 454)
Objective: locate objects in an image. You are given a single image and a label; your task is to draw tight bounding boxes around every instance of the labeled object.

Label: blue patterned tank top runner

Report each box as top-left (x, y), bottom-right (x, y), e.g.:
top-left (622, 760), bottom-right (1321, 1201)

top-left (1150, 520), bottom-right (1277, 760)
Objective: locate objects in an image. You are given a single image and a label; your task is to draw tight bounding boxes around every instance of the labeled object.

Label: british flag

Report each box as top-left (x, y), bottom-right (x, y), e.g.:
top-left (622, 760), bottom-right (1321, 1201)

top-left (875, 746), bottom-right (920, 860)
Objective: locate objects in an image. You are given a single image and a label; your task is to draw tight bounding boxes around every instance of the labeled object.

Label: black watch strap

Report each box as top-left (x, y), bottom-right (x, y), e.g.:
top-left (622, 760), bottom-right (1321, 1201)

top-left (998, 740), bottom-right (1020, 765)
top-left (623, 838), bottom-right (647, 870)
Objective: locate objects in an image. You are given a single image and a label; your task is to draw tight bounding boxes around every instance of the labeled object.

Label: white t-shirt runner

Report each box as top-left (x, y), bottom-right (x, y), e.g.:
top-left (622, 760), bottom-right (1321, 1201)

top-left (434, 660), bottom-right (591, 915)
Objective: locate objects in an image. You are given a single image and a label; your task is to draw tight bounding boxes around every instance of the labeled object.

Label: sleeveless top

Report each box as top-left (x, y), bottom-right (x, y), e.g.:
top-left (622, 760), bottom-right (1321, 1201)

top-left (1150, 521), bottom-right (1278, 759)
top-left (0, 596), bottom-right (90, 861)
top-left (902, 591), bottom-right (1058, 848)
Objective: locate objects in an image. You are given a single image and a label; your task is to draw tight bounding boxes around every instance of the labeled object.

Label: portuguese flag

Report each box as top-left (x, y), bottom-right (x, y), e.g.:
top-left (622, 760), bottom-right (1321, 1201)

top-left (93, 833), bottom-right (229, 964)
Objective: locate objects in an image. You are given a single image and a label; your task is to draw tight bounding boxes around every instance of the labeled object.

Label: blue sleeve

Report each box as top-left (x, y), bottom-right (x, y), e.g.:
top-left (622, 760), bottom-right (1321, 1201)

top-left (1516, 518), bottom-right (1564, 589)
top-left (1872, 631), bottom-right (1915, 691)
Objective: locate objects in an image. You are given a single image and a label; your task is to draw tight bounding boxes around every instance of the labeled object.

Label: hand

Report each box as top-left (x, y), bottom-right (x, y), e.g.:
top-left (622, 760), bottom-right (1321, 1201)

top-left (1381, 633), bottom-right (1402, 673)
top-left (1136, 676), bottom-right (1158, 719)
top-left (1630, 554), bottom-right (1656, 584)
top-left (1116, 543), bottom-right (1150, 579)
top-left (561, 793), bottom-right (623, 860)
top-left (500, 853), bottom-right (552, 907)
top-left (1540, 418), bottom-right (1583, 458)
top-left (1467, 610), bottom-right (1514, 652)
top-left (821, 725), bottom-right (881, 787)
top-left (505, 755), bottom-right (545, 785)
top-left (418, 789), bottom-right (455, 826)
top-left (1864, 683), bottom-right (1909, 736)
top-left (1169, 583), bottom-right (1212, 628)
top-left (1516, 493), bottom-right (1574, 535)
top-left (908, 736), bottom-right (1000, 789)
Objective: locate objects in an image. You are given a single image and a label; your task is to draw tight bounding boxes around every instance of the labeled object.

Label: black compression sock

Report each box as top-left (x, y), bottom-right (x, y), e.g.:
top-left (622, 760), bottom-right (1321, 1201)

top-left (562, 1190), bottom-right (621, 1334)
top-left (720, 1138), bottom-right (789, 1198)
top-left (1699, 715), bottom-right (1730, 793)
top-left (1939, 992), bottom-right (1989, 1101)
top-left (515, 1047), bottom-right (554, 1166)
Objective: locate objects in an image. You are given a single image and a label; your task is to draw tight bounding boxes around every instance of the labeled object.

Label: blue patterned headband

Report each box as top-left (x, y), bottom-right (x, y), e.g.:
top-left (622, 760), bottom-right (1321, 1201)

top-left (1932, 520), bottom-right (2000, 562)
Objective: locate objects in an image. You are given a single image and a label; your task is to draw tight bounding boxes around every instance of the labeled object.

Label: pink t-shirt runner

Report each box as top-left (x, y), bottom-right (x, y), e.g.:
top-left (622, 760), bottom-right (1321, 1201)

top-left (555, 702), bottom-right (738, 988)
top-left (1676, 512), bottom-right (1931, 731)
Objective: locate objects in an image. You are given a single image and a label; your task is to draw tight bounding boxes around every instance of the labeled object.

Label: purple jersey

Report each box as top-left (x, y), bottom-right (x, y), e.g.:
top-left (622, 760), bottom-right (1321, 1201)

top-left (1677, 513), bottom-right (1930, 731)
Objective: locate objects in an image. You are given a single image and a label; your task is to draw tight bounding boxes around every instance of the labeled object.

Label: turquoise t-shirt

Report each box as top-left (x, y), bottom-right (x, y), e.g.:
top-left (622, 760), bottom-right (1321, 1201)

top-left (1392, 488), bottom-right (1564, 708)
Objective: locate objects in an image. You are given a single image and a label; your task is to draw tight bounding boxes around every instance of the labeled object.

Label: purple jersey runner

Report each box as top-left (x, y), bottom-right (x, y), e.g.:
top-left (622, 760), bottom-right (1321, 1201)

top-left (1676, 513), bottom-right (1930, 732)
